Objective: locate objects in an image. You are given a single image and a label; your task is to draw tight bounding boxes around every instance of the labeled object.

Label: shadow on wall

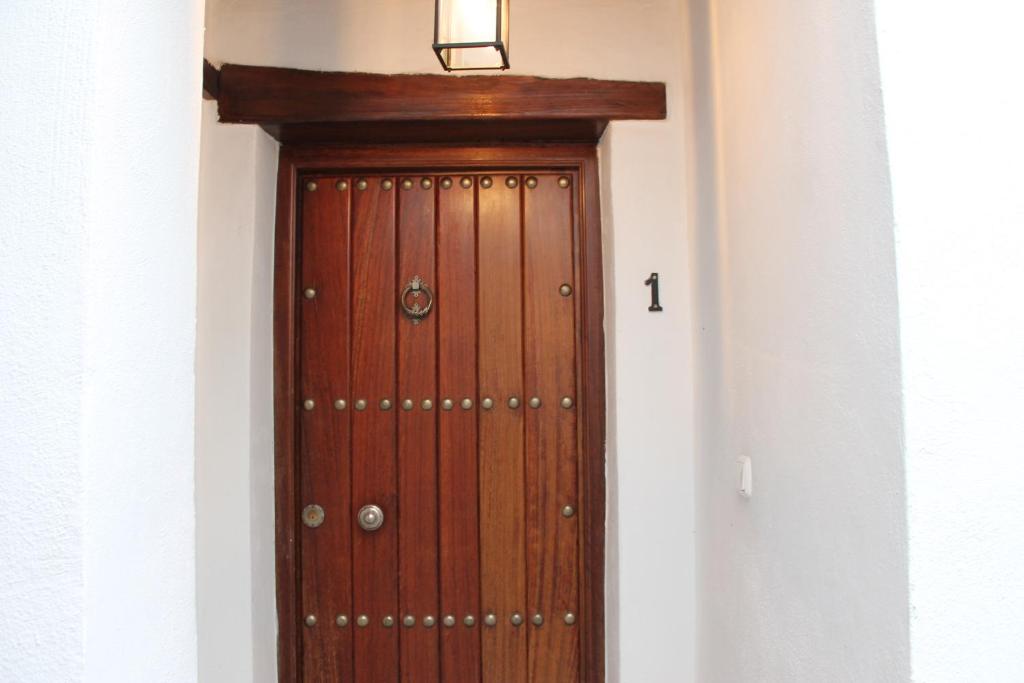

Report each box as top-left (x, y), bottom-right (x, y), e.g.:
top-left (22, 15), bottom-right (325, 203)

top-left (683, 0), bottom-right (910, 680)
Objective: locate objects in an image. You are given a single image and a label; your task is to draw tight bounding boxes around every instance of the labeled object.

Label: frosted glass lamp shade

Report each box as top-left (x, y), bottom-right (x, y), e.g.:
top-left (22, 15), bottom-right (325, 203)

top-left (433, 0), bottom-right (510, 71)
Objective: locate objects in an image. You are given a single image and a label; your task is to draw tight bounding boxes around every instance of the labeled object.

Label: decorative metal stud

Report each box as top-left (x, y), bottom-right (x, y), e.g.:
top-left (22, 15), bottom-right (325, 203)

top-left (480, 176), bottom-right (493, 189)
top-left (562, 504), bottom-right (576, 518)
top-left (303, 399), bottom-right (316, 411)
top-left (336, 180), bottom-right (348, 191)
top-left (440, 177), bottom-right (453, 189)
top-left (302, 504), bottom-right (325, 528)
top-left (559, 283), bottom-right (573, 297)
top-left (510, 613), bottom-right (524, 626)
top-left (461, 398), bottom-right (473, 410)
top-left (356, 179), bottom-right (368, 191)
top-left (561, 396), bottom-right (574, 409)
top-left (401, 178), bottom-right (414, 190)
top-left (355, 399), bottom-right (367, 411)
top-left (304, 614), bottom-right (317, 627)
top-left (336, 614), bottom-right (349, 627)
top-left (484, 613), bottom-right (497, 627)
top-left (464, 615), bottom-right (476, 627)
top-left (421, 177), bottom-right (433, 190)
top-left (422, 399), bottom-right (434, 411)
top-left (357, 504), bottom-right (384, 532)
top-left (334, 399), bottom-right (347, 411)
top-left (303, 288), bottom-right (317, 299)
top-left (508, 397), bottom-right (521, 409)
top-left (525, 176), bottom-right (538, 189)
top-left (402, 399), bottom-right (414, 411)
top-left (481, 397), bottom-right (494, 410)
top-left (532, 614), bottom-right (544, 627)
top-left (423, 615), bottom-right (436, 628)
top-left (382, 615), bottom-right (395, 628)
top-left (356, 615), bottom-right (369, 627)
top-left (529, 397), bottom-right (542, 409)
top-left (443, 615), bottom-right (456, 628)
top-left (305, 181), bottom-right (318, 192)
top-left (460, 177), bottom-right (473, 189)
top-left (382, 179), bottom-right (394, 191)
top-left (564, 612), bottom-right (577, 625)
top-left (380, 398), bottom-right (392, 411)
top-left (442, 399), bottom-right (454, 411)
top-left (558, 176), bottom-right (571, 188)
top-left (403, 615), bottom-right (416, 628)
top-left (505, 176), bottom-right (519, 189)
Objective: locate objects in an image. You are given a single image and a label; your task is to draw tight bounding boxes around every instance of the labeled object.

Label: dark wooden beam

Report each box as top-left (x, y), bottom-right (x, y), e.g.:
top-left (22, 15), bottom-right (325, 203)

top-left (214, 63), bottom-right (666, 144)
top-left (202, 59), bottom-right (220, 101)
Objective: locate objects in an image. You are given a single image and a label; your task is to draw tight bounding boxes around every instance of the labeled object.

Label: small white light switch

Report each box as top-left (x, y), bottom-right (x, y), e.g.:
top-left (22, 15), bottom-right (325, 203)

top-left (737, 456), bottom-right (752, 498)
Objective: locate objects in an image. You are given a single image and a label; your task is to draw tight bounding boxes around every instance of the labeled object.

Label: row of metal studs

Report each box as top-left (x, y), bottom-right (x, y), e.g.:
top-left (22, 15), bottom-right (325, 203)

top-left (304, 612), bottom-right (577, 629)
top-left (301, 396), bottom-right (574, 411)
top-left (305, 176), bottom-right (572, 193)
top-left (304, 284), bottom-right (572, 300)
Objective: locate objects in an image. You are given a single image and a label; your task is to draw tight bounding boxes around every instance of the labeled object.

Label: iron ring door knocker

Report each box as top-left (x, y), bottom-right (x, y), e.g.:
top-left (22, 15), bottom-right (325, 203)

top-left (400, 275), bottom-right (434, 324)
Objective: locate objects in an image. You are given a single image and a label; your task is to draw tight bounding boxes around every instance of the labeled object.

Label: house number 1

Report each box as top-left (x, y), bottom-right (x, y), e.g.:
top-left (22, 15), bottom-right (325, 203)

top-left (645, 272), bottom-right (663, 312)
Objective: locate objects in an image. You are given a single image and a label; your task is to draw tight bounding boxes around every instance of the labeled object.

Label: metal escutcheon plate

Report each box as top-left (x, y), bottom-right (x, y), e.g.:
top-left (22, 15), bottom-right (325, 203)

top-left (357, 504), bottom-right (384, 532)
top-left (302, 504), bottom-right (325, 528)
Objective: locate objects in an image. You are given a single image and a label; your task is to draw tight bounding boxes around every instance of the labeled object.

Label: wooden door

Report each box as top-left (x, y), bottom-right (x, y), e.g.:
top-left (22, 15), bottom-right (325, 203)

top-left (276, 148), bottom-right (605, 683)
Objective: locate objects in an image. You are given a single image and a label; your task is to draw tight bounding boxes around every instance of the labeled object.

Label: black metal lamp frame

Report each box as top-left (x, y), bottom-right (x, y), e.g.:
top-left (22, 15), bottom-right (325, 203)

top-left (433, 0), bottom-right (510, 71)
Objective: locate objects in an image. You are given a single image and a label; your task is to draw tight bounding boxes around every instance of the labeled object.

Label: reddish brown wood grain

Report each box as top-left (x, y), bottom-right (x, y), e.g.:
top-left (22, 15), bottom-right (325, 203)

top-left (396, 179), bottom-right (440, 682)
top-left (216, 66), bottom-right (664, 144)
top-left (350, 178), bottom-right (400, 683)
top-left (577, 152), bottom-right (606, 683)
top-left (218, 65), bottom-right (666, 125)
top-left (523, 174), bottom-right (580, 682)
top-left (275, 146), bottom-right (607, 683)
top-left (299, 178), bottom-right (354, 681)
top-left (262, 119), bottom-right (610, 146)
top-left (274, 156), bottom-right (300, 680)
top-left (437, 175), bottom-right (483, 682)
top-left (477, 175), bottom-right (528, 683)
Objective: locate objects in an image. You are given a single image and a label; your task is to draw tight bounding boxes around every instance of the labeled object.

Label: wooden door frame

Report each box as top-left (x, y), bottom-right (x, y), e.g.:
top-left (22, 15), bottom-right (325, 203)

top-left (273, 144), bottom-right (607, 682)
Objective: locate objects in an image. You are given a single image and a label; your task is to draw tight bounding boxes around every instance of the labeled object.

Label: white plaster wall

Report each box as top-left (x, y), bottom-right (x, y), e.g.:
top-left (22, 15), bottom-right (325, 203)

top-left (1, 0), bottom-right (204, 681)
top-left (203, 1), bottom-right (696, 680)
top-left (196, 100), bottom-right (279, 683)
top-left (0, 2), bottom-right (93, 678)
top-left (873, 3), bottom-right (1024, 680)
top-left (685, 1), bottom-right (910, 680)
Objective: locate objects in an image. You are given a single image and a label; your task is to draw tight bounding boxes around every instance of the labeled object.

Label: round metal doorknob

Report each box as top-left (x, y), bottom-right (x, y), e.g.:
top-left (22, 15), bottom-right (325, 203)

top-left (357, 504), bottom-right (384, 532)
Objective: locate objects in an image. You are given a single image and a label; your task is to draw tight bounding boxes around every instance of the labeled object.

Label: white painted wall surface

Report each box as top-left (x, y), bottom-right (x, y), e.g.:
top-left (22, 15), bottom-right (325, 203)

top-left (0, 3), bottom-right (93, 679)
top-left (203, 1), bottom-right (696, 680)
top-left (196, 100), bottom-right (279, 683)
top-left (873, 3), bottom-right (1024, 681)
top-left (1, 1), bottom-right (204, 681)
top-left (685, 1), bottom-right (910, 680)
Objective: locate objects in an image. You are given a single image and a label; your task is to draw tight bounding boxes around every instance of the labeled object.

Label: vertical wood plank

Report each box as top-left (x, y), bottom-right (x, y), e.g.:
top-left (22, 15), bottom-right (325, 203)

top-left (397, 178), bottom-right (440, 682)
top-left (437, 175), bottom-right (482, 682)
top-left (478, 174), bottom-right (528, 683)
top-left (299, 177), bottom-right (354, 682)
top-left (351, 177), bottom-right (400, 683)
top-left (523, 174), bottom-right (580, 682)
top-left (577, 158), bottom-right (607, 683)
top-left (274, 154), bottom-right (300, 681)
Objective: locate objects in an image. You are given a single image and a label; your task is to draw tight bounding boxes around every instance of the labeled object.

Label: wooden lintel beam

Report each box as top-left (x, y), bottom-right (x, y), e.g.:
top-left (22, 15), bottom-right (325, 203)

top-left (216, 64), bottom-right (666, 126)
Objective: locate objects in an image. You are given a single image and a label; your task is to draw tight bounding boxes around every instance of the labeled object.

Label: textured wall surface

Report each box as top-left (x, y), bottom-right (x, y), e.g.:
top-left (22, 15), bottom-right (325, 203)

top-left (0, 1), bottom-right (204, 680)
top-left (874, 2), bottom-right (1024, 680)
top-left (196, 100), bottom-right (279, 683)
top-left (203, 0), bottom-right (697, 679)
top-left (0, 2), bottom-right (93, 679)
top-left (685, 1), bottom-right (910, 680)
